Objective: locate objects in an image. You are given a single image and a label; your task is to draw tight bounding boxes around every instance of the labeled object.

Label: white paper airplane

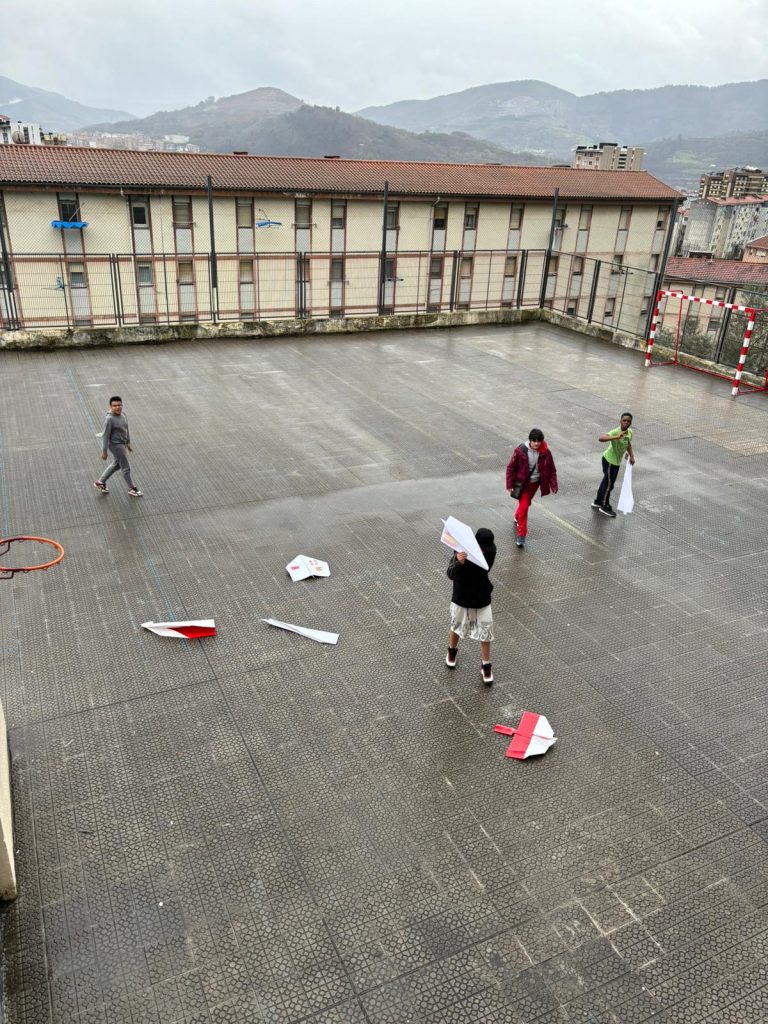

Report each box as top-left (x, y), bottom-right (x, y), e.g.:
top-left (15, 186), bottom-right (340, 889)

top-left (617, 462), bottom-right (634, 515)
top-left (142, 620), bottom-right (216, 639)
top-left (286, 555), bottom-right (331, 582)
top-left (440, 516), bottom-right (490, 570)
top-left (262, 618), bottom-right (339, 645)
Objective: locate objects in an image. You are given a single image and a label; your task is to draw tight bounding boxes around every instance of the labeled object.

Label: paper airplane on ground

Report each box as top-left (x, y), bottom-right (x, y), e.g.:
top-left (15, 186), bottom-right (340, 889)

top-left (142, 620), bottom-right (216, 639)
top-left (440, 516), bottom-right (490, 570)
top-left (617, 462), bottom-right (634, 515)
top-left (286, 555), bottom-right (330, 582)
top-left (262, 618), bottom-right (339, 645)
top-left (495, 713), bottom-right (557, 759)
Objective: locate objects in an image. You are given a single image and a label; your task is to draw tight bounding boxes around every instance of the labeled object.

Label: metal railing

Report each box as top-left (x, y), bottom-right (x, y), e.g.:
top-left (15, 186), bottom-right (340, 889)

top-left (0, 248), bottom-right (659, 342)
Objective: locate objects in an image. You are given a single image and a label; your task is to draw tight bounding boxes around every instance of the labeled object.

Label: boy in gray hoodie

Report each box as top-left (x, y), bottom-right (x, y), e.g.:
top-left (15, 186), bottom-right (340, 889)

top-left (94, 396), bottom-right (143, 496)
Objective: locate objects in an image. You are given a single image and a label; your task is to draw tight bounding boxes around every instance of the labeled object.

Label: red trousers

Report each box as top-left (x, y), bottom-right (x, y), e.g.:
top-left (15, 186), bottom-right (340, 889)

top-left (515, 481), bottom-right (540, 537)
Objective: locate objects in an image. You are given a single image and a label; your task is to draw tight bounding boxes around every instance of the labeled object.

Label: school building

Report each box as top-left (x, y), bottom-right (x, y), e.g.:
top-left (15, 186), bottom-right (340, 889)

top-left (0, 146), bottom-right (681, 337)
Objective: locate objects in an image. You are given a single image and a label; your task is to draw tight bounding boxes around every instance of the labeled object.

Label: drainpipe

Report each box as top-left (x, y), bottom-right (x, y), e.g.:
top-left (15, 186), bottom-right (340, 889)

top-left (207, 175), bottom-right (218, 322)
top-left (644, 196), bottom-right (682, 338)
top-left (378, 181), bottom-right (389, 313)
top-left (539, 188), bottom-right (559, 308)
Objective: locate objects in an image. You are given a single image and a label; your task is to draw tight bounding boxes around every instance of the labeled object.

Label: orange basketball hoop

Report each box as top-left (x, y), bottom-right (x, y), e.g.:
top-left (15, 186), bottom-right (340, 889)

top-left (0, 536), bottom-right (65, 579)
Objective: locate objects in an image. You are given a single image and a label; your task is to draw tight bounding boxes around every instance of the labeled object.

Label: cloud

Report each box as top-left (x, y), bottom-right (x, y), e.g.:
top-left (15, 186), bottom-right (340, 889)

top-left (2, 0), bottom-right (766, 116)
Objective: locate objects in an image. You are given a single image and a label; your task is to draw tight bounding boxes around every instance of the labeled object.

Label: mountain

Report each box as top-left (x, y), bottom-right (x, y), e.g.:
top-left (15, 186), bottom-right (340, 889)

top-left (88, 87), bottom-right (304, 141)
top-left (642, 130), bottom-right (768, 190)
top-left (88, 90), bottom-right (544, 164)
top-left (0, 76), bottom-right (134, 131)
top-left (358, 80), bottom-right (768, 158)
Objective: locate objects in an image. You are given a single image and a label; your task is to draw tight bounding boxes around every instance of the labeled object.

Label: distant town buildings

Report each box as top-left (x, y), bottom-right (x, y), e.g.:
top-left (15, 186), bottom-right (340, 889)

top-left (698, 167), bottom-right (768, 200)
top-left (677, 195), bottom-right (768, 260)
top-left (66, 131), bottom-right (200, 153)
top-left (0, 114), bottom-right (67, 146)
top-left (742, 234), bottom-right (768, 263)
top-left (572, 143), bottom-right (645, 171)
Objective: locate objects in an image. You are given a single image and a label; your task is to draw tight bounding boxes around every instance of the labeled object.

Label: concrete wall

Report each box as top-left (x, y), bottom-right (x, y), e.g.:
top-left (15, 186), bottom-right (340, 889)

top-left (0, 702), bottom-right (16, 900)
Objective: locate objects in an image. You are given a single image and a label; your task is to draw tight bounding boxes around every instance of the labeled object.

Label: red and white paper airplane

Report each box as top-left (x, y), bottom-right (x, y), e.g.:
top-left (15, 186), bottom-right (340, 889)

top-left (142, 620), bottom-right (216, 639)
top-left (495, 712), bottom-right (557, 759)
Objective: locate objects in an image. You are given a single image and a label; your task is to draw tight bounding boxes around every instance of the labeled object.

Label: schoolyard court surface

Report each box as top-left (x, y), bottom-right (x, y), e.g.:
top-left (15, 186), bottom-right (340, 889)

top-left (1, 322), bottom-right (767, 1024)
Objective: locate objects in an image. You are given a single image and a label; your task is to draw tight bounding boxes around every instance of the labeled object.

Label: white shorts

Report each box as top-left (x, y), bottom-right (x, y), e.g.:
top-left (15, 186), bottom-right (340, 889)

top-left (449, 603), bottom-right (494, 642)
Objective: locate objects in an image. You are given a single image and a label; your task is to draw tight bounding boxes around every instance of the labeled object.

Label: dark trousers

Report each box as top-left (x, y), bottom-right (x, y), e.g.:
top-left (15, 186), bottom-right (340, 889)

top-left (595, 458), bottom-right (619, 507)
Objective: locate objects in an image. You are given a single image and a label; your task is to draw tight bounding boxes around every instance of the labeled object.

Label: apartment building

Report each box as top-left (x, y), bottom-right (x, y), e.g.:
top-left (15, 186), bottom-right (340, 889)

top-left (658, 255), bottom-right (768, 344)
top-left (573, 143), bottom-right (645, 171)
top-left (742, 234), bottom-right (768, 263)
top-left (0, 114), bottom-right (67, 147)
top-left (698, 167), bottom-right (768, 200)
top-left (0, 146), bottom-right (679, 331)
top-left (678, 195), bottom-right (768, 260)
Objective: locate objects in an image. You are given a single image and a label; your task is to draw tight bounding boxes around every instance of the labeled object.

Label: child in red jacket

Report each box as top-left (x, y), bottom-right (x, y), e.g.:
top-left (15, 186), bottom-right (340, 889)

top-left (505, 428), bottom-right (558, 548)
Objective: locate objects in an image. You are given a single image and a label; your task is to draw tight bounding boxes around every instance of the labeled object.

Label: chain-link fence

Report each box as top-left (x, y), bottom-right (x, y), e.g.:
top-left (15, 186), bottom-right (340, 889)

top-left (1, 248), bottom-right (660, 344)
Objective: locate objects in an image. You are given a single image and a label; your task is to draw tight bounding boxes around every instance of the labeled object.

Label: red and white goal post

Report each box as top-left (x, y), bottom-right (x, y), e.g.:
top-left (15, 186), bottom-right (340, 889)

top-left (645, 289), bottom-right (767, 396)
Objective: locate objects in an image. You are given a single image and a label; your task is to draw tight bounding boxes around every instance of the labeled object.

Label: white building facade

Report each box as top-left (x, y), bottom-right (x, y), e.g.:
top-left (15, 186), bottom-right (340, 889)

top-left (0, 147), bottom-right (680, 334)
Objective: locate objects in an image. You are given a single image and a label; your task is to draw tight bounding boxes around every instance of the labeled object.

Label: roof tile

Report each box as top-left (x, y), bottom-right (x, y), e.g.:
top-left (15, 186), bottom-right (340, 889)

top-left (666, 256), bottom-right (768, 288)
top-left (0, 145), bottom-right (682, 201)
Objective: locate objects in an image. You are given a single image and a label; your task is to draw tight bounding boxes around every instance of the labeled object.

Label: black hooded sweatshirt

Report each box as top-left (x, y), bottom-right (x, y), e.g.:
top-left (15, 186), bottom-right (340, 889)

top-left (447, 528), bottom-right (496, 609)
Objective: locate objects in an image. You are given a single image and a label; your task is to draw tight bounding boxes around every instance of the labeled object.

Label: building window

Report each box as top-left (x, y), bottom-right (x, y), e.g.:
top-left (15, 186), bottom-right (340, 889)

top-left (384, 257), bottom-right (397, 280)
top-left (656, 207), bottom-right (669, 230)
top-left (330, 258), bottom-right (344, 282)
top-left (131, 202), bottom-right (148, 227)
top-left (137, 263), bottom-right (153, 286)
top-left (604, 298), bottom-right (615, 319)
top-left (618, 206), bottom-right (632, 230)
top-left (238, 259), bottom-right (253, 283)
top-left (58, 193), bottom-right (80, 223)
top-left (433, 204), bottom-right (447, 231)
top-left (385, 204), bottom-right (399, 230)
top-left (504, 255), bottom-right (517, 278)
top-left (331, 201), bottom-right (346, 229)
top-left (172, 197), bottom-right (192, 228)
top-left (464, 204), bottom-right (478, 231)
top-left (236, 199), bottom-right (253, 229)
top-left (611, 255), bottom-right (624, 274)
top-left (508, 204), bottom-right (524, 249)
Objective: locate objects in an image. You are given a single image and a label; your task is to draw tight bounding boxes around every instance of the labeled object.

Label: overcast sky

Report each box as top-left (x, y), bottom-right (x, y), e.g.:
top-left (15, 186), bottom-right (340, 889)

top-left (5, 0), bottom-right (767, 116)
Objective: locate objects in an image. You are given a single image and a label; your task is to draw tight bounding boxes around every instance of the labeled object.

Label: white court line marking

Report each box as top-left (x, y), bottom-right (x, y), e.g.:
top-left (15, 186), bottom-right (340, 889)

top-left (536, 506), bottom-right (608, 551)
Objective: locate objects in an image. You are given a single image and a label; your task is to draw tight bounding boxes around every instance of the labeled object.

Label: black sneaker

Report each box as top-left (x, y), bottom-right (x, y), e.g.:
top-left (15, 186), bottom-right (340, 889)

top-left (590, 500), bottom-right (601, 508)
top-left (446, 646), bottom-right (458, 668)
top-left (599, 504), bottom-right (617, 518)
top-left (481, 663), bottom-right (494, 686)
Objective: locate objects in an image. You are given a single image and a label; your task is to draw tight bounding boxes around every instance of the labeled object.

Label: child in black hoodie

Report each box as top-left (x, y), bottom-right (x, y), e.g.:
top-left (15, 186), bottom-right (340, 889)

top-left (445, 527), bottom-right (497, 685)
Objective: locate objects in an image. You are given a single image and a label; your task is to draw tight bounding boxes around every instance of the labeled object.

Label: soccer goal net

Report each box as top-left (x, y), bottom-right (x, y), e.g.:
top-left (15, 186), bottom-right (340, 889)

top-left (645, 289), bottom-right (768, 396)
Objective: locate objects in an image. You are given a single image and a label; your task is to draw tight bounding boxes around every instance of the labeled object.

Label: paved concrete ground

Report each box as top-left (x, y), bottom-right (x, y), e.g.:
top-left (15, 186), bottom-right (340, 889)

top-left (1, 323), bottom-right (767, 1024)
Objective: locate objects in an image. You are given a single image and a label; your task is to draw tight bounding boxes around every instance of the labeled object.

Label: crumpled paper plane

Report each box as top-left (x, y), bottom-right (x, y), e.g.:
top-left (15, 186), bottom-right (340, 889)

top-left (262, 618), bottom-right (338, 645)
top-left (495, 712), bottom-right (556, 759)
top-left (286, 555), bottom-right (330, 581)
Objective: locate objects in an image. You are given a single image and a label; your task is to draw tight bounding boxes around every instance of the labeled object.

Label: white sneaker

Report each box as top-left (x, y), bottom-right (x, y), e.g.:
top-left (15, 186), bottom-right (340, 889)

top-left (128, 488), bottom-right (143, 497)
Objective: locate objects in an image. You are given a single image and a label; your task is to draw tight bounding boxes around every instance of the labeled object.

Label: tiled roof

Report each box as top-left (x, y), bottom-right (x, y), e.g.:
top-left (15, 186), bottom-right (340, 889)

top-left (745, 234), bottom-right (768, 250)
top-left (666, 256), bottom-right (768, 288)
top-left (705, 194), bottom-right (768, 206)
top-left (0, 145), bottom-right (682, 201)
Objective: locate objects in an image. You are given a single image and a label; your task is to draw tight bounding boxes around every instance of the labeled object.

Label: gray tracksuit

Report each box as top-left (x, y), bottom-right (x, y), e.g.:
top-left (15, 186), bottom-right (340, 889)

top-left (99, 413), bottom-right (136, 489)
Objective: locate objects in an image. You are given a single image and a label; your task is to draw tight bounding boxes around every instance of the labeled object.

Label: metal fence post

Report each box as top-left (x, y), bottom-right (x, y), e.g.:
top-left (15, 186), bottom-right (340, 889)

top-left (586, 261), bottom-right (601, 323)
